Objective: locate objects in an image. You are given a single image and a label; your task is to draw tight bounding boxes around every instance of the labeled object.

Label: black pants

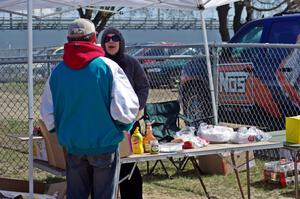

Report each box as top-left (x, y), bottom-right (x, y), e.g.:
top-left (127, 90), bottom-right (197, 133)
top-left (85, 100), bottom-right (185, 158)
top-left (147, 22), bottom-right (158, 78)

top-left (119, 163), bottom-right (143, 199)
top-left (119, 121), bottom-right (143, 199)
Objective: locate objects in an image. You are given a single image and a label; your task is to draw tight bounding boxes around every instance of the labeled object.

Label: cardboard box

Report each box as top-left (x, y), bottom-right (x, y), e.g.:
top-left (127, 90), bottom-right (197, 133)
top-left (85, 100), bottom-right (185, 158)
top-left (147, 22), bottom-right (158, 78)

top-left (38, 120), bottom-right (132, 166)
top-left (119, 131), bottom-right (132, 158)
top-left (32, 137), bottom-right (48, 161)
top-left (197, 151), bottom-right (255, 176)
top-left (0, 178), bottom-right (66, 199)
top-left (16, 136), bottom-right (48, 161)
top-left (286, 115), bottom-right (300, 143)
top-left (38, 119), bottom-right (66, 170)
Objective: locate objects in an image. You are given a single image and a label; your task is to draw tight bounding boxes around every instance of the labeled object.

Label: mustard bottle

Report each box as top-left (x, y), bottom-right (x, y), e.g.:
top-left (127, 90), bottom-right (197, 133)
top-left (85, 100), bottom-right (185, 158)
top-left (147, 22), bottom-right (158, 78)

top-left (131, 127), bottom-right (144, 154)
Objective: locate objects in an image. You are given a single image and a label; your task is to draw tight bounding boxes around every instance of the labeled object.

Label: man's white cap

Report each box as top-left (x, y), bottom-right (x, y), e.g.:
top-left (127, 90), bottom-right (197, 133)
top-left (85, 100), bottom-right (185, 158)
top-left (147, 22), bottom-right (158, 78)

top-left (68, 18), bottom-right (96, 38)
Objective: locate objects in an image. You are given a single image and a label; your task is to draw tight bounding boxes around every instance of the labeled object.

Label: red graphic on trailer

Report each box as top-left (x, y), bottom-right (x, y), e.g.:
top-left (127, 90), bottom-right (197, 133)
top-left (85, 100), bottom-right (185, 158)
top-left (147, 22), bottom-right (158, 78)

top-left (277, 49), bottom-right (300, 109)
top-left (218, 63), bottom-right (280, 118)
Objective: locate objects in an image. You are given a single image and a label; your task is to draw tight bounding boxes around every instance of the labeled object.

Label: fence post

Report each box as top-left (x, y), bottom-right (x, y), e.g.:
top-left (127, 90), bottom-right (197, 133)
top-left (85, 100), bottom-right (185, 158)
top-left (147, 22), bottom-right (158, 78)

top-left (211, 42), bottom-right (219, 124)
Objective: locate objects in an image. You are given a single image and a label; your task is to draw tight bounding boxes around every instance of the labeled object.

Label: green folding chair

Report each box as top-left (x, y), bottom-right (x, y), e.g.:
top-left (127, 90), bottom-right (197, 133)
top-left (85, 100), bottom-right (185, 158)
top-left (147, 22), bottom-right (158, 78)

top-left (144, 100), bottom-right (183, 141)
top-left (143, 100), bottom-right (195, 177)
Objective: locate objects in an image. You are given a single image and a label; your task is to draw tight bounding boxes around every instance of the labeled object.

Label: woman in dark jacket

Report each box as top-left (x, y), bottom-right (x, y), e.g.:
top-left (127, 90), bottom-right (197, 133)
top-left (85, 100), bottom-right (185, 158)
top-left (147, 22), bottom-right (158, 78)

top-left (101, 27), bottom-right (149, 199)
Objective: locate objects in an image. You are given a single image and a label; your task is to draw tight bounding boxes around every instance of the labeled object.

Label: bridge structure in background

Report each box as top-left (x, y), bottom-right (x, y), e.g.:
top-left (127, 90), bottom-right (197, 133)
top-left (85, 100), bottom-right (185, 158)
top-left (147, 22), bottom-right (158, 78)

top-left (0, 17), bottom-right (233, 30)
top-left (0, 7), bottom-right (234, 30)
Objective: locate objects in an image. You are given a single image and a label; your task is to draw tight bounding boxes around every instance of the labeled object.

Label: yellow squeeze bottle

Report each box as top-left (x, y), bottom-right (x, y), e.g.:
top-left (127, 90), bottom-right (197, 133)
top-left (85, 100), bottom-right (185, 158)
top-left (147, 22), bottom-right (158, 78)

top-left (131, 127), bottom-right (144, 154)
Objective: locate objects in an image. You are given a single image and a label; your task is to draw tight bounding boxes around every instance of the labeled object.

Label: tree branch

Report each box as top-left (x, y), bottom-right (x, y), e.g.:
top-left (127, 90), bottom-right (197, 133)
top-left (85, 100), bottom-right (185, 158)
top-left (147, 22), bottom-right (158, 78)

top-left (85, 9), bottom-right (93, 19)
top-left (233, 2), bottom-right (244, 33)
top-left (256, 0), bottom-right (279, 5)
top-left (96, 16), bottom-right (110, 33)
top-left (77, 8), bottom-right (84, 18)
top-left (217, 4), bottom-right (230, 42)
top-left (252, 0), bottom-right (288, 11)
top-left (245, 0), bottom-right (253, 22)
top-left (92, 10), bottom-right (104, 25)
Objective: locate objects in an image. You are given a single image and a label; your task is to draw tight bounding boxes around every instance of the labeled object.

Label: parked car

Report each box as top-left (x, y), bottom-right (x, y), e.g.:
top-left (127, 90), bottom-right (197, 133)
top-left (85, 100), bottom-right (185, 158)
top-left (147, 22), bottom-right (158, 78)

top-left (143, 47), bottom-right (201, 88)
top-left (179, 13), bottom-right (300, 130)
top-left (51, 46), bottom-right (64, 56)
top-left (126, 42), bottom-right (156, 57)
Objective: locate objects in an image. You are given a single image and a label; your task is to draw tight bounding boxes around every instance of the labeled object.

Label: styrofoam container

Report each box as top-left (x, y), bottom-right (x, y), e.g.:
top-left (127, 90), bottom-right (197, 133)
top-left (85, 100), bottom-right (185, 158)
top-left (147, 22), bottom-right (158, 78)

top-left (159, 143), bottom-right (182, 152)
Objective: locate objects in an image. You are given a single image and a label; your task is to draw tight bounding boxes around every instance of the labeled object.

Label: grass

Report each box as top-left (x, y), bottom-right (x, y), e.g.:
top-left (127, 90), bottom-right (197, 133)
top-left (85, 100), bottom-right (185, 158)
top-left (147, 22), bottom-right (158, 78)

top-left (1, 158), bottom-right (294, 199)
top-left (138, 159), bottom-right (296, 199)
top-left (0, 117), bottom-right (296, 198)
top-left (0, 83), bottom-right (294, 198)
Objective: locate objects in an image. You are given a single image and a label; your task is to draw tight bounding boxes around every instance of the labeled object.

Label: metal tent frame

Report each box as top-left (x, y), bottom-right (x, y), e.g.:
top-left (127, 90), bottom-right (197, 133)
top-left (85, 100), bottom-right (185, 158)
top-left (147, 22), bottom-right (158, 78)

top-left (0, 0), bottom-right (241, 197)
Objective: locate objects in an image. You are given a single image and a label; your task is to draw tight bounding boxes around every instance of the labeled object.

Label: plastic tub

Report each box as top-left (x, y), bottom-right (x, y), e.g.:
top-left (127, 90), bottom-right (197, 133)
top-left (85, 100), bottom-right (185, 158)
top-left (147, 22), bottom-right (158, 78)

top-left (159, 143), bottom-right (182, 152)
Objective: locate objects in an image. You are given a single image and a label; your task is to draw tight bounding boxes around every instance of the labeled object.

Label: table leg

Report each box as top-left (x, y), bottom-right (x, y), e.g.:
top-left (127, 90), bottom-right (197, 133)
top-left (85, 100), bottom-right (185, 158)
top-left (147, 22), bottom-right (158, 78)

top-left (294, 151), bottom-right (298, 199)
top-left (231, 152), bottom-right (245, 199)
top-left (190, 157), bottom-right (210, 199)
top-left (128, 162), bottom-right (137, 180)
top-left (246, 151), bottom-right (250, 199)
top-left (115, 149), bottom-right (122, 199)
top-left (159, 160), bottom-right (171, 178)
top-left (147, 161), bottom-right (150, 174)
top-left (119, 162), bottom-right (138, 183)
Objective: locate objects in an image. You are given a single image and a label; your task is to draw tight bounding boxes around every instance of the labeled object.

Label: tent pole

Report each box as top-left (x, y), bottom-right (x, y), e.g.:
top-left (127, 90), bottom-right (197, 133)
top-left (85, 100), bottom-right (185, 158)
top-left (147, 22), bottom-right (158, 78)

top-left (27, 0), bottom-right (34, 198)
top-left (200, 10), bottom-right (218, 124)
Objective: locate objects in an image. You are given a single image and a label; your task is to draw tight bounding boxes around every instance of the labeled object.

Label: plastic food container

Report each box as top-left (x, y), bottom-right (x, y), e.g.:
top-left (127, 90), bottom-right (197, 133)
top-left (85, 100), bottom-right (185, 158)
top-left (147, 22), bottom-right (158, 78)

top-left (159, 143), bottom-right (182, 152)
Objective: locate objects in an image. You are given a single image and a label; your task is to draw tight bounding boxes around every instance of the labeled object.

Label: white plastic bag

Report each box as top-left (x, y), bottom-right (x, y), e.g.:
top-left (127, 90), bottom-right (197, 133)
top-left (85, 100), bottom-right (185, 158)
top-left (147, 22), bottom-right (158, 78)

top-left (175, 126), bottom-right (195, 137)
top-left (173, 126), bottom-right (208, 148)
top-left (197, 123), bottom-right (235, 143)
top-left (231, 127), bottom-right (272, 144)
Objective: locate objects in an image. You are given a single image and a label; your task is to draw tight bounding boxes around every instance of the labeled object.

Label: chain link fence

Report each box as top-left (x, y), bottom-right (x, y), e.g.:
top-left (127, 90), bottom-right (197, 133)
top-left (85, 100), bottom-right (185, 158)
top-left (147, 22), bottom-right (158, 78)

top-left (0, 58), bottom-right (58, 178)
top-left (216, 43), bottom-right (300, 131)
top-left (1, 43), bottom-right (299, 178)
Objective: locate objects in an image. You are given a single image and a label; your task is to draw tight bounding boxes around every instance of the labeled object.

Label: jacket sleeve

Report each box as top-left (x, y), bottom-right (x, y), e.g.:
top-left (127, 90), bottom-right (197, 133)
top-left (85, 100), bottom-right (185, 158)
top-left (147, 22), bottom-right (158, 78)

top-left (102, 57), bottom-right (139, 131)
top-left (132, 57), bottom-right (150, 110)
top-left (40, 77), bottom-right (55, 132)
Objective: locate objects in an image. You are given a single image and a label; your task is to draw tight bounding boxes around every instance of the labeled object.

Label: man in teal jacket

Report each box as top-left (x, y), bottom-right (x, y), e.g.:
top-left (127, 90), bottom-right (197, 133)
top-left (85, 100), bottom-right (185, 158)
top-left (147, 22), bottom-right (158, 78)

top-left (40, 18), bottom-right (139, 199)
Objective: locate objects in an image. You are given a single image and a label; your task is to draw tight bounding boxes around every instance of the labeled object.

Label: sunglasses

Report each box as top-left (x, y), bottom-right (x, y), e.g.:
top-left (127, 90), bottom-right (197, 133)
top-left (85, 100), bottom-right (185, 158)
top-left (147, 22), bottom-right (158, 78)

top-left (104, 35), bottom-right (120, 43)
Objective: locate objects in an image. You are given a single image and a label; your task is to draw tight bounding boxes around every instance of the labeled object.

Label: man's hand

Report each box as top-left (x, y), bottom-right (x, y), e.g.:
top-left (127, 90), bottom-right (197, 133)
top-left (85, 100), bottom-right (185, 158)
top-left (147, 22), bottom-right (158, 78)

top-left (136, 109), bottom-right (144, 121)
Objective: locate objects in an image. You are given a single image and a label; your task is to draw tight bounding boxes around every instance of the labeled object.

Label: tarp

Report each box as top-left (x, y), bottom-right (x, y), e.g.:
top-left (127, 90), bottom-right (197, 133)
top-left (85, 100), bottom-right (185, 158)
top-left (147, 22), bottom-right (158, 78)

top-left (0, 0), bottom-right (241, 198)
top-left (0, 0), bottom-right (239, 14)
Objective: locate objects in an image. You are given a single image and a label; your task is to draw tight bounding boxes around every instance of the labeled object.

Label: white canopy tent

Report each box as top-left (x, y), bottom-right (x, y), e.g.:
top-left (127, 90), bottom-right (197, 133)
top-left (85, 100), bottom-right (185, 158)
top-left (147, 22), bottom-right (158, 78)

top-left (0, 0), bottom-right (240, 197)
top-left (0, 0), bottom-right (239, 13)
